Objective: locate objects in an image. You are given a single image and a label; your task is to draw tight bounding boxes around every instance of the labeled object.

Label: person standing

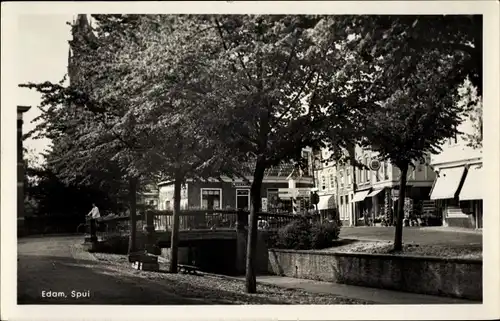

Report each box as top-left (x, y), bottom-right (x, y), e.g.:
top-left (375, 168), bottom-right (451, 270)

top-left (87, 203), bottom-right (101, 219)
top-left (86, 203), bottom-right (101, 237)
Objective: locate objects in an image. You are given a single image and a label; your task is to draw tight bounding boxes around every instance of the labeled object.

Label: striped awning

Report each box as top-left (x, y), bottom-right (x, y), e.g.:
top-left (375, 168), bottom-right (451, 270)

top-left (459, 165), bottom-right (483, 201)
top-left (351, 190), bottom-right (371, 203)
top-left (317, 195), bottom-right (336, 210)
top-left (367, 189), bottom-right (384, 197)
top-left (430, 167), bottom-right (466, 200)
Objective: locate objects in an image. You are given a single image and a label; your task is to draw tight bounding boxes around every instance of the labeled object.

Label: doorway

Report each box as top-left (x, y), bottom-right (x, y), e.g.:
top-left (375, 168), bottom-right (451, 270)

top-left (236, 189), bottom-right (250, 211)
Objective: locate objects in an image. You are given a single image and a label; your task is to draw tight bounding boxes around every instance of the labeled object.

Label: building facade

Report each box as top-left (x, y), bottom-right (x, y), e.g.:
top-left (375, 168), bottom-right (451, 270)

top-left (158, 150), bottom-right (315, 213)
top-left (314, 146), bottom-right (436, 226)
top-left (429, 108), bottom-right (483, 229)
top-left (138, 182), bottom-right (160, 209)
top-left (312, 148), bottom-right (339, 220)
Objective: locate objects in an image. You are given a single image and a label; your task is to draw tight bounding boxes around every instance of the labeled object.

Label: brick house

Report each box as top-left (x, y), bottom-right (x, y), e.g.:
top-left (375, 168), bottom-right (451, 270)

top-left (158, 150), bottom-right (315, 213)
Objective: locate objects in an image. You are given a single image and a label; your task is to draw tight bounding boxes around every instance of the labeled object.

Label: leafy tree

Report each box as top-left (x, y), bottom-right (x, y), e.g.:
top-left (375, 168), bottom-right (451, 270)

top-left (327, 15), bottom-right (483, 251)
top-left (21, 15), bottom-right (153, 253)
top-left (341, 15), bottom-right (482, 96)
top-left (186, 15), bottom-right (372, 292)
top-left (457, 80), bottom-right (483, 149)
top-left (354, 45), bottom-right (473, 251)
top-left (84, 14), bottom-right (251, 272)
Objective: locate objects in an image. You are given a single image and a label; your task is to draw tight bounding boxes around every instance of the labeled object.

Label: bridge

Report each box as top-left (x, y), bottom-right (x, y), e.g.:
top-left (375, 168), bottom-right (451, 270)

top-left (92, 209), bottom-right (306, 247)
top-left (88, 209), bottom-right (333, 274)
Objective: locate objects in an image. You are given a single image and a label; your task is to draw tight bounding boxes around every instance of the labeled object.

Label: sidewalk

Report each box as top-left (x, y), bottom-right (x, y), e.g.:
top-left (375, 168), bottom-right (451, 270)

top-left (233, 275), bottom-right (479, 304)
top-left (419, 226), bottom-right (483, 234)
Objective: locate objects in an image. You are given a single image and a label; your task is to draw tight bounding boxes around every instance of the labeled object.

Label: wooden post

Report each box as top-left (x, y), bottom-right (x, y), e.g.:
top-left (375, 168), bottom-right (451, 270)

top-left (144, 210), bottom-right (158, 254)
top-left (89, 219), bottom-right (97, 242)
top-left (236, 209), bottom-right (249, 275)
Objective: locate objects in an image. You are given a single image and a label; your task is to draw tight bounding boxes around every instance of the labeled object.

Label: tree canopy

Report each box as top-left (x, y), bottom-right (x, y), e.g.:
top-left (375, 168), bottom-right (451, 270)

top-left (20, 13), bottom-right (482, 291)
top-left (331, 15), bottom-right (483, 251)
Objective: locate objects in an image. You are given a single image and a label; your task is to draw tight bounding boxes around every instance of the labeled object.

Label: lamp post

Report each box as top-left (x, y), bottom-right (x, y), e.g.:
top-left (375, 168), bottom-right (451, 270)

top-left (17, 105), bottom-right (31, 235)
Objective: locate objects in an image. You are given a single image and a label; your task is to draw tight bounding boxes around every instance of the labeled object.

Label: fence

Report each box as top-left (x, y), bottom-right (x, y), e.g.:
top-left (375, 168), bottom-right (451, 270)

top-left (90, 209), bottom-right (300, 240)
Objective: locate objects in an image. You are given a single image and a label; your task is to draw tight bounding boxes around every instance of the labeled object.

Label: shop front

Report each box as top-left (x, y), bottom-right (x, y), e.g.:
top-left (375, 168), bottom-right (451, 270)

top-left (351, 189), bottom-right (371, 226)
top-left (458, 164), bottom-right (483, 229)
top-left (429, 164), bottom-right (483, 229)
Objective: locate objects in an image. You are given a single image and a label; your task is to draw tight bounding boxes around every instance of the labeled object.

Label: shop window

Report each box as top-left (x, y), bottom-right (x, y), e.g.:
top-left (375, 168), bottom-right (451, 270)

top-left (267, 189), bottom-right (280, 213)
top-left (201, 189), bottom-right (222, 210)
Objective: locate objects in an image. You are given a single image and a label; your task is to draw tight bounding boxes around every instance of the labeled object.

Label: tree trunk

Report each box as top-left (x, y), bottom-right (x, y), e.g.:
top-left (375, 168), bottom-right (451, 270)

top-left (169, 171), bottom-right (183, 273)
top-left (128, 177), bottom-right (138, 254)
top-left (394, 162), bottom-right (409, 251)
top-left (245, 161), bottom-right (266, 293)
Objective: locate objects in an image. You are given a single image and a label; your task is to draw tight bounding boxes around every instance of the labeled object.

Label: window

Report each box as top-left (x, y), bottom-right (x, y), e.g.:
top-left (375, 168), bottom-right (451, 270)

top-left (383, 161), bottom-right (389, 180)
top-left (321, 175), bottom-right (326, 190)
top-left (339, 196), bottom-right (344, 219)
top-left (165, 200), bottom-right (171, 210)
top-left (149, 200), bottom-right (155, 206)
top-left (236, 189), bottom-right (250, 211)
top-left (329, 173), bottom-right (335, 189)
top-left (359, 160), bottom-right (365, 183)
top-left (347, 168), bottom-right (351, 185)
top-left (339, 170), bottom-right (344, 188)
top-left (201, 189), bottom-right (222, 210)
top-left (364, 157), bottom-right (370, 182)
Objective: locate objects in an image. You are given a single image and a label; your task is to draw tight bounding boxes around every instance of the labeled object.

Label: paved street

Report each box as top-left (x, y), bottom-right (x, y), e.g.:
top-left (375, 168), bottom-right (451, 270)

top-left (17, 236), bottom-right (207, 305)
top-left (17, 236), bottom-right (368, 305)
top-left (339, 226), bottom-right (482, 246)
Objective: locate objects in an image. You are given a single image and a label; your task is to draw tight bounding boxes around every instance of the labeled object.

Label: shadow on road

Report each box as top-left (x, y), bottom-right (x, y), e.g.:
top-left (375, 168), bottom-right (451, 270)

top-left (18, 254), bottom-right (284, 305)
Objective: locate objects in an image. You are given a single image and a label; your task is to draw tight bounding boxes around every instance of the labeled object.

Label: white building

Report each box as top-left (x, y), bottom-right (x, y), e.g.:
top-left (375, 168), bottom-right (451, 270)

top-left (429, 101), bottom-right (483, 229)
top-left (314, 145), bottom-right (436, 226)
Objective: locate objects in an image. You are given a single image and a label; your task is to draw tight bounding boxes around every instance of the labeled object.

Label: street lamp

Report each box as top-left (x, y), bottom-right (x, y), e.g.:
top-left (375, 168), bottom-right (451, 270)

top-left (17, 105), bottom-right (31, 235)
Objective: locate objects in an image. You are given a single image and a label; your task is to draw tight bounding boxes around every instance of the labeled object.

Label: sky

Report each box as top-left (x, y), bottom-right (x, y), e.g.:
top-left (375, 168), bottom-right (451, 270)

top-left (16, 14), bottom-right (75, 164)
